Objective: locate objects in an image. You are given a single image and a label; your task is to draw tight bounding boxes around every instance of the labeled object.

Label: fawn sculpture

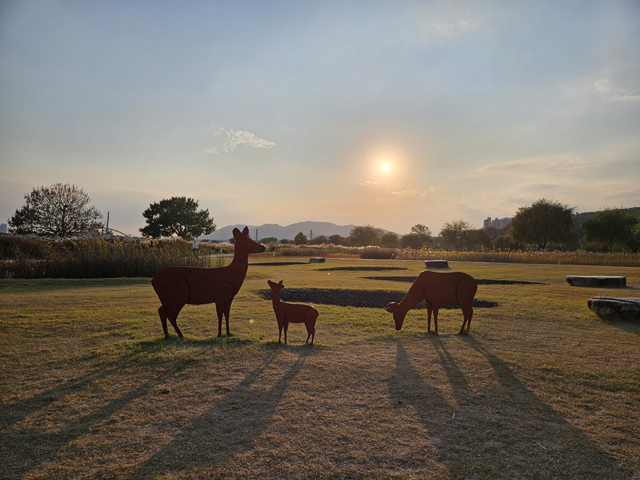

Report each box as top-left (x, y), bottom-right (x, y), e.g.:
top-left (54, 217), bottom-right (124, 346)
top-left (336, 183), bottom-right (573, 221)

top-left (386, 271), bottom-right (478, 335)
top-left (268, 280), bottom-right (318, 345)
top-left (152, 227), bottom-right (265, 337)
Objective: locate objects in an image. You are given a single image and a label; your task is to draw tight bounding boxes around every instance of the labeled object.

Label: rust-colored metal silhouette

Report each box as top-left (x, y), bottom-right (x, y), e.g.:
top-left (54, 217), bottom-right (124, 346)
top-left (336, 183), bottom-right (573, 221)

top-left (268, 280), bottom-right (318, 345)
top-left (152, 227), bottom-right (265, 337)
top-left (386, 271), bottom-right (478, 335)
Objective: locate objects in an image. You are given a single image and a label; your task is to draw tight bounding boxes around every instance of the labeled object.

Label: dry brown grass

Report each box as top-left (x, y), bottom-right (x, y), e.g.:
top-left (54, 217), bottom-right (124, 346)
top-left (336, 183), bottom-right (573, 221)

top-left (1, 259), bottom-right (639, 479)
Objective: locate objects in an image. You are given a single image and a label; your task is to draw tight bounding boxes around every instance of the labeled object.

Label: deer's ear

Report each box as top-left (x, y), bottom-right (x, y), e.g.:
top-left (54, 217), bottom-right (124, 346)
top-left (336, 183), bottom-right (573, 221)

top-left (242, 226), bottom-right (249, 235)
top-left (232, 228), bottom-right (240, 238)
top-left (279, 280), bottom-right (283, 285)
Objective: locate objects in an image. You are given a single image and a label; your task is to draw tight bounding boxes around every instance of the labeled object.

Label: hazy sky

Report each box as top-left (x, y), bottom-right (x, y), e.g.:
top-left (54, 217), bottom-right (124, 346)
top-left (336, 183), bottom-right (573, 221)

top-left (1, 0), bottom-right (639, 236)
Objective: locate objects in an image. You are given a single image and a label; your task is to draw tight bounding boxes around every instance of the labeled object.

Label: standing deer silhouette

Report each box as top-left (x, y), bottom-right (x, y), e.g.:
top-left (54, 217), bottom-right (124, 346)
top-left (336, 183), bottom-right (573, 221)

top-left (268, 280), bottom-right (318, 345)
top-left (385, 271), bottom-right (478, 335)
top-left (152, 227), bottom-right (265, 338)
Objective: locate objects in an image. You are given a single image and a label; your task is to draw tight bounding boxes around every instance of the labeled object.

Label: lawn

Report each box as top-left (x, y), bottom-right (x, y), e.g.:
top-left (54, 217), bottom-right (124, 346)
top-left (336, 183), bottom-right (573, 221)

top-left (1, 259), bottom-right (639, 479)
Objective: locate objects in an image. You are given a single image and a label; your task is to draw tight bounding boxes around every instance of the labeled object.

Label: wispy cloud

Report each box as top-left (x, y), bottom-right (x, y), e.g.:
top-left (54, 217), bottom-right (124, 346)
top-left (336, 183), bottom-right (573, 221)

top-left (477, 154), bottom-right (593, 177)
top-left (204, 127), bottom-right (277, 154)
top-left (418, 3), bottom-right (482, 40)
top-left (361, 181), bottom-right (431, 201)
top-left (593, 77), bottom-right (640, 103)
top-left (390, 189), bottom-right (429, 200)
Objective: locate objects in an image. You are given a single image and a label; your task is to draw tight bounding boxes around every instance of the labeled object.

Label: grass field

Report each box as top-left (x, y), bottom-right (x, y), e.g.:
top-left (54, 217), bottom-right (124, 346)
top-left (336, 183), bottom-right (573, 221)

top-left (1, 259), bottom-right (639, 479)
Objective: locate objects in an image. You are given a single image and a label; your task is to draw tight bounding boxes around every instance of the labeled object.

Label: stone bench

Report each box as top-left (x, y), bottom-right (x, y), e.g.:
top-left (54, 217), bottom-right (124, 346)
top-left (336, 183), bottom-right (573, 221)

top-left (309, 257), bottom-right (326, 263)
top-left (425, 260), bottom-right (449, 269)
top-left (566, 276), bottom-right (626, 288)
top-left (588, 297), bottom-right (640, 322)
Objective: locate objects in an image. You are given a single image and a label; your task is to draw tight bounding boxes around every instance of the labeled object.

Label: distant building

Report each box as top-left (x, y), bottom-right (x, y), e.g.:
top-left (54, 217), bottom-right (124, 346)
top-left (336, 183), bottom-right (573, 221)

top-left (0, 223), bottom-right (7, 234)
top-left (483, 217), bottom-right (512, 230)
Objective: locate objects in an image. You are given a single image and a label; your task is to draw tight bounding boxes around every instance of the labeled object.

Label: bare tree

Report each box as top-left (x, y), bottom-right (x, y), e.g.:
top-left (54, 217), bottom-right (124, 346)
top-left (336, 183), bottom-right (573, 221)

top-left (9, 183), bottom-right (103, 237)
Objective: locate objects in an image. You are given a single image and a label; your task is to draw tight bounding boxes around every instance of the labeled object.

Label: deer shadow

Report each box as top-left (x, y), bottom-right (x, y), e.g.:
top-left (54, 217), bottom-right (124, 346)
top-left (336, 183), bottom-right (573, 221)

top-left (128, 348), bottom-right (311, 479)
top-left (1, 365), bottom-right (179, 479)
top-left (0, 338), bottom-right (258, 479)
top-left (387, 339), bottom-right (629, 479)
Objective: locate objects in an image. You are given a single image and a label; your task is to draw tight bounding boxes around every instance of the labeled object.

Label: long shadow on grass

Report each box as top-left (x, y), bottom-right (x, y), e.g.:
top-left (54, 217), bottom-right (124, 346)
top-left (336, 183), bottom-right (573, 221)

top-left (0, 339), bottom-right (245, 479)
top-left (1, 372), bottom-right (173, 479)
top-left (388, 340), bottom-right (629, 479)
top-left (128, 346), bottom-right (312, 479)
top-left (0, 337), bottom-right (185, 434)
top-left (0, 367), bottom-right (119, 433)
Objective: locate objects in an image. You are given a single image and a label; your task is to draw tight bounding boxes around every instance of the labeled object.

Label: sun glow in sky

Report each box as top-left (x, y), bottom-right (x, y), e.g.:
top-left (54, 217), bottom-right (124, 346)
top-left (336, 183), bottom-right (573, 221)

top-left (381, 163), bottom-right (390, 172)
top-left (0, 1), bottom-right (638, 236)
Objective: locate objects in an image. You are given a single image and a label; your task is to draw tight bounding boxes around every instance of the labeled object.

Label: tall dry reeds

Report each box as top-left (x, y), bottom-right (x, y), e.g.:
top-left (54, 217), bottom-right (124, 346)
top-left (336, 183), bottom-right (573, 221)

top-left (269, 242), bottom-right (640, 266)
top-left (279, 245), bottom-right (360, 258)
top-left (393, 248), bottom-right (640, 267)
top-left (0, 236), bottom-right (226, 279)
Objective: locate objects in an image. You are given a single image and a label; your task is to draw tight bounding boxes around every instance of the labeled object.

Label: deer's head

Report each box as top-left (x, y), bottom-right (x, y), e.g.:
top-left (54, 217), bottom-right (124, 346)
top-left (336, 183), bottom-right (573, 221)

top-left (233, 226), bottom-right (266, 254)
top-left (267, 279), bottom-right (285, 292)
top-left (385, 302), bottom-right (405, 331)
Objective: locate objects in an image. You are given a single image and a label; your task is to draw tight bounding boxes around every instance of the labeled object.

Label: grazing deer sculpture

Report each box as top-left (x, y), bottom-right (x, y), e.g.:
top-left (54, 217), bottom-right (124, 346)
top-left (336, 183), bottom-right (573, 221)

top-left (152, 227), bottom-right (265, 338)
top-left (386, 271), bottom-right (478, 335)
top-left (268, 280), bottom-right (318, 345)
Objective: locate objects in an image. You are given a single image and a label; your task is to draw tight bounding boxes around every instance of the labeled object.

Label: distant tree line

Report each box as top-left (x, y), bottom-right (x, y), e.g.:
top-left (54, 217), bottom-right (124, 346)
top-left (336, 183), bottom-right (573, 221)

top-left (7, 185), bottom-right (640, 253)
top-left (270, 199), bottom-right (640, 253)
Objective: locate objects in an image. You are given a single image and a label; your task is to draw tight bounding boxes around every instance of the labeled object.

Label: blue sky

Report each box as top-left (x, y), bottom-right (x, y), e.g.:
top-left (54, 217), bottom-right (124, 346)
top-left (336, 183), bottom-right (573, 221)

top-left (1, 0), bottom-right (639, 236)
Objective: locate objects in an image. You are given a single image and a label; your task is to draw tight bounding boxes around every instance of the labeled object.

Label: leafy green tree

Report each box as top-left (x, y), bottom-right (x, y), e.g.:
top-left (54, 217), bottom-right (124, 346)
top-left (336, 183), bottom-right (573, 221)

top-left (259, 237), bottom-right (278, 244)
top-left (348, 225), bottom-right (381, 247)
top-left (140, 197), bottom-right (215, 240)
top-left (411, 224), bottom-right (431, 236)
top-left (493, 233), bottom-right (522, 251)
top-left (629, 222), bottom-right (640, 253)
top-left (309, 235), bottom-right (329, 245)
top-left (328, 234), bottom-right (345, 245)
top-left (439, 220), bottom-right (472, 250)
top-left (509, 199), bottom-right (574, 250)
top-left (294, 231), bottom-right (308, 245)
top-left (460, 228), bottom-right (492, 250)
top-left (400, 224), bottom-right (433, 249)
top-left (380, 232), bottom-right (399, 248)
top-left (400, 233), bottom-right (422, 249)
top-left (9, 183), bottom-right (103, 237)
top-left (582, 208), bottom-right (638, 252)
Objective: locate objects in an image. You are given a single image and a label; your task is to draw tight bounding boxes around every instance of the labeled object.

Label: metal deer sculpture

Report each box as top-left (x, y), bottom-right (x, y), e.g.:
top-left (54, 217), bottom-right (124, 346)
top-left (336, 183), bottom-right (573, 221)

top-left (152, 227), bottom-right (265, 338)
top-left (386, 271), bottom-right (478, 335)
top-left (268, 280), bottom-right (318, 345)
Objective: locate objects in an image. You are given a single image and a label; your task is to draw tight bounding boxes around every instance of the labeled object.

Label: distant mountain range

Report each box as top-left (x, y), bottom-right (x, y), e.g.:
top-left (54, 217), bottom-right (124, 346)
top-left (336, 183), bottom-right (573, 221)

top-left (199, 221), bottom-right (360, 242)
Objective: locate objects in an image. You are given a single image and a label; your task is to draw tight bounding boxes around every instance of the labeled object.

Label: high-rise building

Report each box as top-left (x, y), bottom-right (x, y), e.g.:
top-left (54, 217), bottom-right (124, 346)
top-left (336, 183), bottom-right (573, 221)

top-left (483, 217), bottom-right (512, 230)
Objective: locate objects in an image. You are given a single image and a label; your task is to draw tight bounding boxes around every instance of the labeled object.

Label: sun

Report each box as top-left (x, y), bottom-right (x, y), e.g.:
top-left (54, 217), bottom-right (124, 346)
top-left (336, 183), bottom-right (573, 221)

top-left (381, 163), bottom-right (390, 172)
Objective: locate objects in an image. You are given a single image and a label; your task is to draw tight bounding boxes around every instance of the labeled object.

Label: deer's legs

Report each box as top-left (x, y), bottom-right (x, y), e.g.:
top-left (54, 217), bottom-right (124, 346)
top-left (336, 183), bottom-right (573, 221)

top-left (459, 306), bottom-right (474, 335)
top-left (158, 306), bottom-right (169, 337)
top-left (224, 299), bottom-right (232, 336)
top-left (162, 305), bottom-right (184, 338)
top-left (426, 300), bottom-right (433, 332)
top-left (432, 307), bottom-right (439, 335)
top-left (213, 282), bottom-right (235, 337)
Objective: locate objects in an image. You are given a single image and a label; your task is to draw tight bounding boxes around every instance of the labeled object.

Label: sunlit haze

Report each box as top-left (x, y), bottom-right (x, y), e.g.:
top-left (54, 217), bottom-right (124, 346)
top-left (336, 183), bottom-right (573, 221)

top-left (1, 1), bottom-right (638, 236)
